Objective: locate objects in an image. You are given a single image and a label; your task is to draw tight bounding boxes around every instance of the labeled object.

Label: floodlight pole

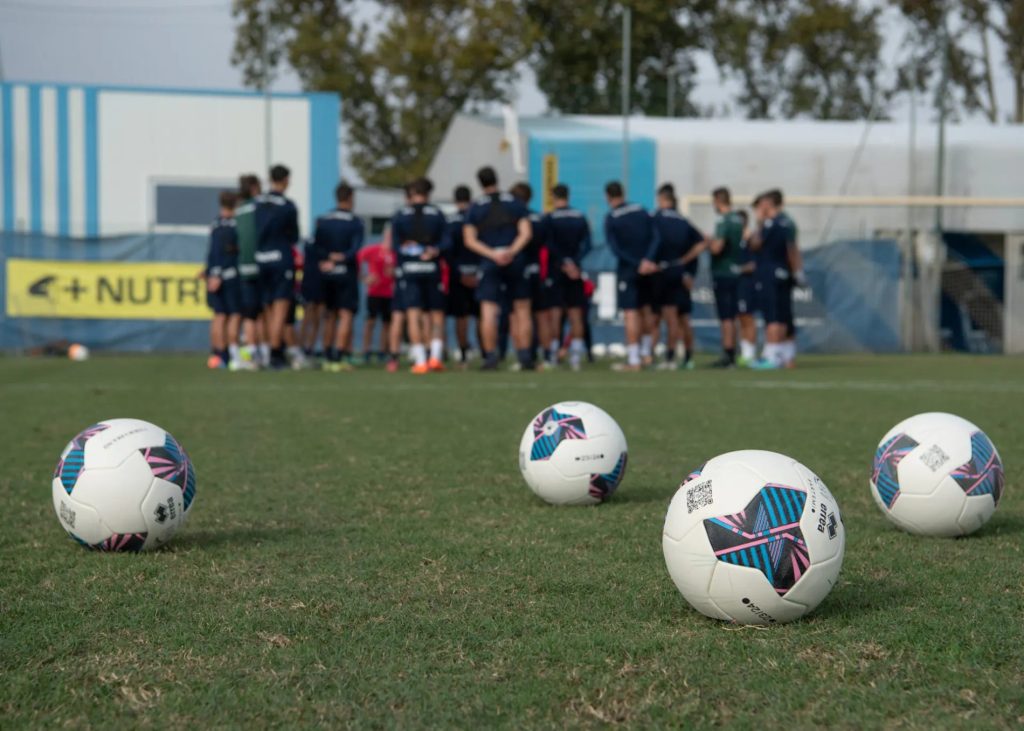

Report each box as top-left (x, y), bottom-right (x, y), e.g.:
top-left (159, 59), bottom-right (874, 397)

top-left (262, 0), bottom-right (273, 172)
top-left (621, 6), bottom-right (632, 188)
top-left (935, 18), bottom-right (949, 233)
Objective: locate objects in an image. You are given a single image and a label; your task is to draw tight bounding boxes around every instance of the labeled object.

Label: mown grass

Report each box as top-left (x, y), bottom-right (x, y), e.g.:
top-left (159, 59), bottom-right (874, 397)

top-left (1, 354), bottom-right (1022, 729)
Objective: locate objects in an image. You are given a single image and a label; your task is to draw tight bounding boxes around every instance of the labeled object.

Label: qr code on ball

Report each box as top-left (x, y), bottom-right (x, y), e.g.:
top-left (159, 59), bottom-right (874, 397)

top-left (686, 480), bottom-right (713, 513)
top-left (919, 444), bottom-right (950, 472)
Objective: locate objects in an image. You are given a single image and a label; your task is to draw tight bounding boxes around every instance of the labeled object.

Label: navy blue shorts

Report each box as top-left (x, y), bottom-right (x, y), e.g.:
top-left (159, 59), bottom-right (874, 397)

top-left (713, 277), bottom-right (739, 320)
top-left (557, 275), bottom-right (587, 310)
top-left (447, 278), bottom-right (479, 318)
top-left (239, 277), bottom-right (262, 319)
top-left (736, 275), bottom-right (757, 315)
top-left (617, 274), bottom-right (645, 311)
top-left (399, 275), bottom-right (446, 312)
top-left (532, 274), bottom-right (561, 311)
top-left (323, 275), bottom-right (360, 313)
top-left (761, 280), bottom-right (793, 325)
top-left (259, 264), bottom-right (294, 306)
top-left (478, 260), bottom-right (530, 304)
top-left (651, 269), bottom-right (691, 314)
top-left (367, 295), bottom-right (393, 321)
top-left (207, 278), bottom-right (240, 315)
top-left (301, 268), bottom-right (324, 305)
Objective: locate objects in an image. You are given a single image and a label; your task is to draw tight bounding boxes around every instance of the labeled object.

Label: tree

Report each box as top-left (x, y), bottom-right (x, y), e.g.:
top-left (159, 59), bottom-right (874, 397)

top-left (708, 0), bottom-right (890, 120)
top-left (523, 0), bottom-right (713, 117)
top-left (897, 0), bottom-right (1024, 123)
top-left (232, 0), bottom-right (532, 186)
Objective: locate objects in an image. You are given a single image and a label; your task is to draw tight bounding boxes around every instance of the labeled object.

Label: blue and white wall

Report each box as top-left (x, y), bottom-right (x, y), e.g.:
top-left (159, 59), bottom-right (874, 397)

top-left (0, 82), bottom-right (340, 237)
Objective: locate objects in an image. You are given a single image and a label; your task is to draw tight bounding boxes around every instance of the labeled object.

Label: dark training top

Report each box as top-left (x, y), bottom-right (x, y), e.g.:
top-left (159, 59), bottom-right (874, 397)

top-left (604, 202), bottom-right (659, 275)
top-left (652, 208), bottom-right (704, 276)
top-left (445, 209), bottom-right (481, 274)
top-left (465, 192), bottom-right (530, 267)
top-left (254, 191), bottom-right (300, 267)
top-left (206, 217), bottom-right (239, 279)
top-left (758, 212), bottom-right (798, 282)
top-left (390, 203), bottom-right (449, 278)
top-left (545, 206), bottom-right (592, 267)
top-left (312, 208), bottom-right (364, 277)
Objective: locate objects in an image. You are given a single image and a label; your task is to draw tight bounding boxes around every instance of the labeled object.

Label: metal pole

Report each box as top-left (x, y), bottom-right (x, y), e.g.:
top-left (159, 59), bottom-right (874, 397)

top-left (935, 20), bottom-right (949, 233)
top-left (905, 83), bottom-right (917, 350)
top-left (621, 6), bottom-right (631, 187)
top-left (667, 64), bottom-right (675, 118)
top-left (263, 0), bottom-right (273, 172)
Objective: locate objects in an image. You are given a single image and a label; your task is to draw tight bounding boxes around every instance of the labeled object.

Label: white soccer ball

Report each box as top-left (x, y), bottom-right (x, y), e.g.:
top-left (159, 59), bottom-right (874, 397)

top-left (68, 344), bottom-right (89, 362)
top-left (518, 401), bottom-right (628, 505)
top-left (663, 450), bottom-right (845, 624)
top-left (52, 418), bottom-right (197, 551)
top-left (871, 412), bottom-right (1004, 537)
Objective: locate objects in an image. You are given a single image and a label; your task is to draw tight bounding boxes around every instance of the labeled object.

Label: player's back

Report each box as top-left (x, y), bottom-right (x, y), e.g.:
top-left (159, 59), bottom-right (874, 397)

top-left (445, 210), bottom-right (479, 266)
top-left (759, 215), bottom-right (794, 280)
top-left (467, 193), bottom-right (527, 252)
top-left (547, 206), bottom-right (590, 263)
top-left (255, 192), bottom-right (299, 263)
top-left (315, 209), bottom-right (363, 273)
top-left (605, 202), bottom-right (654, 271)
top-left (392, 203), bottom-right (446, 272)
top-left (235, 199), bottom-right (258, 278)
top-left (712, 211), bottom-right (745, 277)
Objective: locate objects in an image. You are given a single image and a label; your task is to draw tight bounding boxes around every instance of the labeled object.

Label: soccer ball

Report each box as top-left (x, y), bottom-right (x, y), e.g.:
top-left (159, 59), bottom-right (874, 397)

top-left (518, 401), bottom-right (628, 505)
top-left (871, 412), bottom-right (1004, 537)
top-left (68, 344), bottom-right (89, 362)
top-left (662, 450), bottom-right (845, 624)
top-left (52, 419), bottom-right (197, 551)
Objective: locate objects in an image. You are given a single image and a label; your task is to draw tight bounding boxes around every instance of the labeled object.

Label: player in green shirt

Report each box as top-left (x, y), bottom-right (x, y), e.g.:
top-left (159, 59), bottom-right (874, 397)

top-left (235, 174), bottom-right (267, 367)
top-left (708, 187), bottom-right (745, 368)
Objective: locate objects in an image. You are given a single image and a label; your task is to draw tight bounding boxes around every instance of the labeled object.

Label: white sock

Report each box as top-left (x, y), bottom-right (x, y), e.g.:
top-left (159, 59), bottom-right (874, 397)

top-left (570, 338), bottom-right (584, 367)
top-left (412, 343), bottom-right (427, 366)
top-left (548, 338), bottom-right (560, 363)
top-left (627, 343), bottom-right (641, 366)
top-left (429, 338), bottom-right (443, 362)
top-left (228, 344), bottom-right (240, 363)
top-left (287, 345), bottom-right (302, 359)
top-left (740, 339), bottom-right (757, 361)
top-left (764, 343), bottom-right (782, 366)
top-left (640, 334), bottom-right (653, 358)
top-left (258, 344), bottom-right (270, 365)
top-left (782, 340), bottom-right (796, 365)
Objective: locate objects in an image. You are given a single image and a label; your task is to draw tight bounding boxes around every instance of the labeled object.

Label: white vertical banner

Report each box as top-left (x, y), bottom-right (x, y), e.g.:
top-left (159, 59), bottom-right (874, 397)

top-left (501, 104), bottom-right (524, 174)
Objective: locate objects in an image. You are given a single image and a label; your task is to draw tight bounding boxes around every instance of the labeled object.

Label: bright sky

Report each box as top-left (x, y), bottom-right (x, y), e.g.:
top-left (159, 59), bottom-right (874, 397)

top-left (1, 0), bottom-right (1018, 123)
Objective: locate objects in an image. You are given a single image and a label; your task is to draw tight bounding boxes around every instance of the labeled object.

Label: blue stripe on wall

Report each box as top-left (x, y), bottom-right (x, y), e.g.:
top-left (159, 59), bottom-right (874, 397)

top-left (1, 85), bottom-right (12, 231)
top-left (29, 85), bottom-right (43, 234)
top-left (84, 87), bottom-right (99, 239)
top-left (308, 93), bottom-right (340, 230)
top-left (57, 87), bottom-right (70, 237)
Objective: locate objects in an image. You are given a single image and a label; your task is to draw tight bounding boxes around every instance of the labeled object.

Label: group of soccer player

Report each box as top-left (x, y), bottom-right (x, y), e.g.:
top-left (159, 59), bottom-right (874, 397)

top-left (204, 162), bottom-right (804, 372)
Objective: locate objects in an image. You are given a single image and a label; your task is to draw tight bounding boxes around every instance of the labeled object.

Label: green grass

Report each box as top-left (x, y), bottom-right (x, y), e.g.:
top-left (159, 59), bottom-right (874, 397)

top-left (1, 354), bottom-right (1023, 729)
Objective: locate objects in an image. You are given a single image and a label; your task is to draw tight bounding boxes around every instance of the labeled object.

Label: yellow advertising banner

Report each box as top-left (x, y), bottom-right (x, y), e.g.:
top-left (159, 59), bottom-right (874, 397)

top-left (541, 153), bottom-right (559, 212)
top-left (5, 258), bottom-right (209, 320)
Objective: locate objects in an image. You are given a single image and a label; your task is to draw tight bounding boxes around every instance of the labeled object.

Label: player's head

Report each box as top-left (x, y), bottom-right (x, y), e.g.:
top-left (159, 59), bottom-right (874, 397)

top-left (656, 183), bottom-right (676, 209)
top-left (552, 183), bottom-right (569, 206)
top-left (335, 181), bottom-right (354, 208)
top-left (238, 173), bottom-right (260, 199)
top-left (408, 176), bottom-right (431, 202)
top-left (510, 181), bottom-right (532, 204)
top-left (219, 190), bottom-right (238, 215)
top-left (454, 185), bottom-right (472, 210)
top-left (712, 186), bottom-right (731, 213)
top-left (269, 164), bottom-right (290, 192)
top-left (605, 181), bottom-right (624, 205)
top-left (753, 192), bottom-right (773, 220)
top-left (767, 188), bottom-right (784, 210)
top-left (477, 166), bottom-right (498, 191)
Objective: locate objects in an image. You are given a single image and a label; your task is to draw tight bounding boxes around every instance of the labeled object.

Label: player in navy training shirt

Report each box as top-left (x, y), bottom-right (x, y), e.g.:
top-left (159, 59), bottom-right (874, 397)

top-left (205, 190), bottom-right (242, 369)
top-left (544, 183), bottom-right (591, 370)
top-left (603, 181), bottom-right (659, 371)
top-left (509, 182), bottom-right (557, 368)
top-left (649, 183), bottom-right (705, 370)
top-left (750, 189), bottom-right (805, 369)
top-left (254, 164), bottom-right (301, 369)
top-left (463, 166), bottom-right (534, 371)
top-left (444, 185), bottom-right (480, 365)
top-left (392, 177), bottom-right (450, 374)
top-left (313, 182), bottom-right (364, 371)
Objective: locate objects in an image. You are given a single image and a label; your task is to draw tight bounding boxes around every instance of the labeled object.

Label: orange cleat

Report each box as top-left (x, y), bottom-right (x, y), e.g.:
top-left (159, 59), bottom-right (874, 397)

top-left (410, 363), bottom-right (431, 374)
top-left (428, 357), bottom-right (445, 372)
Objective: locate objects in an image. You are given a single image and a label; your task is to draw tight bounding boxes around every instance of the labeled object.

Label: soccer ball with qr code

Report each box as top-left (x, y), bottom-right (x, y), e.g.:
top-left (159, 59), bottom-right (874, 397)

top-left (52, 419), bottom-right (196, 551)
top-left (871, 413), bottom-right (1004, 537)
top-left (662, 450), bottom-right (845, 624)
top-left (518, 402), bottom-right (628, 505)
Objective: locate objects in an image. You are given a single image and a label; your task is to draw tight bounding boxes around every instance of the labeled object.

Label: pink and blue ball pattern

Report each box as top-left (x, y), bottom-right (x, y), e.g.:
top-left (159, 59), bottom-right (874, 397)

top-left (703, 484), bottom-right (810, 596)
top-left (54, 423), bottom-right (110, 494)
top-left (872, 433), bottom-right (919, 509)
top-left (530, 408), bottom-right (587, 461)
top-left (139, 434), bottom-right (196, 511)
top-left (589, 452), bottom-right (628, 501)
top-left (951, 432), bottom-right (1004, 505)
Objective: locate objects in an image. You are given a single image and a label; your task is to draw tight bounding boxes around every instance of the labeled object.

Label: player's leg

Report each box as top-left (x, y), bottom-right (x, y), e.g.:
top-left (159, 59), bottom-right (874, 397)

top-left (426, 278), bottom-right (446, 371)
top-left (378, 301), bottom-right (392, 362)
top-left (406, 285), bottom-right (428, 373)
top-left (712, 278), bottom-right (738, 368)
top-left (678, 279), bottom-right (695, 369)
top-left (567, 306), bottom-right (586, 371)
top-left (615, 274), bottom-right (642, 370)
top-left (659, 305), bottom-right (679, 370)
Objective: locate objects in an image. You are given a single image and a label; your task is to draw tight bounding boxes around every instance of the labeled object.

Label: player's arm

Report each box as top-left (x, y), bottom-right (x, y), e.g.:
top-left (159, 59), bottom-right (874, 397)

top-left (463, 222), bottom-right (498, 261)
top-left (604, 218), bottom-right (637, 266)
top-left (676, 227), bottom-right (707, 267)
top-left (639, 219), bottom-right (660, 273)
top-left (578, 221), bottom-right (592, 264)
top-left (507, 216), bottom-right (533, 257)
top-left (787, 239), bottom-right (807, 287)
top-left (342, 221), bottom-right (364, 262)
top-left (206, 229), bottom-right (223, 291)
top-left (430, 217), bottom-right (451, 259)
top-left (708, 219), bottom-right (726, 256)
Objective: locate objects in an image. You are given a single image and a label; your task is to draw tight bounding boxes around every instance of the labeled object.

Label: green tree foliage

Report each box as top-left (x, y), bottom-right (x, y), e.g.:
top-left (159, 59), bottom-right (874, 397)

top-left (523, 0), bottom-right (713, 117)
top-left (232, 0), bottom-right (531, 186)
top-left (897, 0), bottom-right (1024, 123)
top-left (708, 0), bottom-right (889, 120)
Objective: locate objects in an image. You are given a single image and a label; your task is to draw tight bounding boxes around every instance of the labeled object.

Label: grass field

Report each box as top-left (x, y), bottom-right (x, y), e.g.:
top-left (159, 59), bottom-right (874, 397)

top-left (1, 354), bottom-right (1022, 729)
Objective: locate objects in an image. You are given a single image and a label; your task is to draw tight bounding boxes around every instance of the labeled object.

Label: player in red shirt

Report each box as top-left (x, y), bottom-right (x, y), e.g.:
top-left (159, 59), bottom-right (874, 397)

top-left (357, 237), bottom-right (396, 363)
